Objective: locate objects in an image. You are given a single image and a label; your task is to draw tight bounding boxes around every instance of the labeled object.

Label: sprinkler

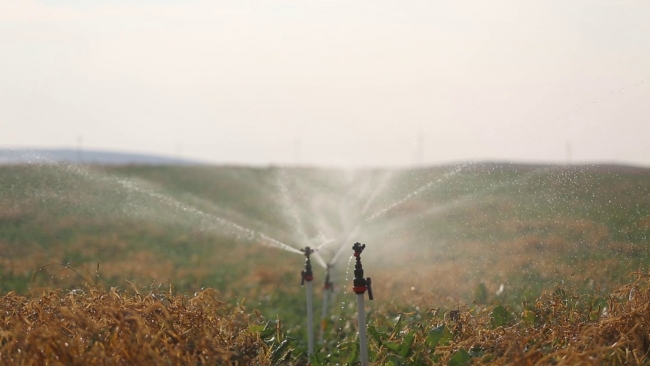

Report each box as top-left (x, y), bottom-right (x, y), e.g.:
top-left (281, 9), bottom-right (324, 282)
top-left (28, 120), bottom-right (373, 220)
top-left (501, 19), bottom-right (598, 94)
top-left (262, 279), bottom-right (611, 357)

top-left (352, 242), bottom-right (373, 366)
top-left (318, 264), bottom-right (334, 345)
top-left (300, 246), bottom-right (316, 357)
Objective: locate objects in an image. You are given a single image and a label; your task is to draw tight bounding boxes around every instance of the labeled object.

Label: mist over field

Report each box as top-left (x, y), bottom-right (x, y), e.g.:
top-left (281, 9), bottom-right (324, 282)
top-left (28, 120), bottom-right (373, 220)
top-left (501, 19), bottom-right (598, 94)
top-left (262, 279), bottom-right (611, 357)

top-left (1, 161), bottom-right (648, 316)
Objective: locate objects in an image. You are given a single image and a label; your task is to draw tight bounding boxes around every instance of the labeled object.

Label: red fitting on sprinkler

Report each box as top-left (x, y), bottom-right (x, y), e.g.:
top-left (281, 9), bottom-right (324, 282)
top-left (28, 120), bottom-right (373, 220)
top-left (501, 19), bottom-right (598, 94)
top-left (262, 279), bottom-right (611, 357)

top-left (353, 286), bottom-right (367, 294)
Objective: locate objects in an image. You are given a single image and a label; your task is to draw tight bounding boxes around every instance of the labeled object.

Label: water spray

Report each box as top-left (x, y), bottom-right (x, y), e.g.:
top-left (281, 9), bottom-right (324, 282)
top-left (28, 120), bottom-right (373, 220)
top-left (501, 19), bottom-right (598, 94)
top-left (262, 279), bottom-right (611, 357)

top-left (300, 246), bottom-right (316, 356)
top-left (352, 242), bottom-right (373, 366)
top-left (318, 264), bottom-right (334, 345)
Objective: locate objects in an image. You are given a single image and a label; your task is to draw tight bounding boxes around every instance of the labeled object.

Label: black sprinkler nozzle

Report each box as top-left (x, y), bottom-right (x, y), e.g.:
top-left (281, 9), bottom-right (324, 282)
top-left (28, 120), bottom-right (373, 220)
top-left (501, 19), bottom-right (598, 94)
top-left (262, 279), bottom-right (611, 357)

top-left (301, 246), bottom-right (315, 257)
top-left (352, 242), bottom-right (366, 255)
top-left (301, 246), bottom-right (314, 285)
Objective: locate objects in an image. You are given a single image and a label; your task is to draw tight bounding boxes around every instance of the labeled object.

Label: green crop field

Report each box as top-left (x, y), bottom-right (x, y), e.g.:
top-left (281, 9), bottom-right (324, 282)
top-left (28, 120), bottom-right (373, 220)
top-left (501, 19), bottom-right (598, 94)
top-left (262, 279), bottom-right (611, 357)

top-left (1, 162), bottom-right (650, 364)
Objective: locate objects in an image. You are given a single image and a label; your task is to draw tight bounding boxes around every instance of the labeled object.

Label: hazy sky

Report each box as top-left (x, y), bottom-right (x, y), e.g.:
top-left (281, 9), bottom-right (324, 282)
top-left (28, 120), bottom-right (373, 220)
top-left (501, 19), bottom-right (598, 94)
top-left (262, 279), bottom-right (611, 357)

top-left (1, 0), bottom-right (649, 167)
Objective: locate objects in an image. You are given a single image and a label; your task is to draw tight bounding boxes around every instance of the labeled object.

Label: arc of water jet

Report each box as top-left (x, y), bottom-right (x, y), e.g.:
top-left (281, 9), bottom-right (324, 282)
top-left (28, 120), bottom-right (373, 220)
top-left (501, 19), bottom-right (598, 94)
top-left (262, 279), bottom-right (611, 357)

top-left (62, 164), bottom-right (305, 256)
top-left (310, 195), bottom-right (341, 241)
top-left (168, 193), bottom-right (294, 245)
top-left (258, 236), bottom-right (305, 255)
top-left (337, 166), bottom-right (558, 255)
top-left (366, 166), bottom-right (556, 238)
top-left (360, 170), bottom-right (395, 215)
top-left (342, 172), bottom-right (374, 212)
top-left (328, 227), bottom-right (360, 266)
top-left (285, 171), bottom-right (350, 239)
top-left (118, 176), bottom-right (306, 255)
top-left (275, 170), bottom-right (316, 249)
top-left (312, 252), bottom-right (328, 269)
top-left (315, 174), bottom-right (377, 265)
top-left (556, 73), bottom-right (650, 123)
top-left (280, 169), bottom-right (374, 260)
top-left (310, 238), bottom-right (335, 268)
top-left (274, 169), bottom-right (361, 268)
top-left (176, 190), bottom-right (293, 242)
top-left (332, 171), bottom-right (381, 227)
top-left (364, 163), bottom-right (476, 222)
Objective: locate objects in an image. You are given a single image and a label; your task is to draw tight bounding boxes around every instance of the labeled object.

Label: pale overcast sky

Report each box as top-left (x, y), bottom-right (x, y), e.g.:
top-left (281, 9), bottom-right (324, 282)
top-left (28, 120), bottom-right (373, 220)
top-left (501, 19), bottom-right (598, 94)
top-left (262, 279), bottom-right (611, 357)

top-left (1, 0), bottom-right (649, 167)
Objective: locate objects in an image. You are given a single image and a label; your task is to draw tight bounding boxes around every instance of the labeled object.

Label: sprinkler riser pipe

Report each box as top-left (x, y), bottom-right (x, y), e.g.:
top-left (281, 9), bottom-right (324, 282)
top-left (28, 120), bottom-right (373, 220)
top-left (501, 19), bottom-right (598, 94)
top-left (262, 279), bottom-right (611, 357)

top-left (351, 242), bottom-right (372, 366)
top-left (356, 293), bottom-right (369, 366)
top-left (319, 287), bottom-right (329, 344)
top-left (301, 246), bottom-right (316, 356)
top-left (319, 267), bottom-right (333, 345)
top-left (301, 261), bottom-right (313, 285)
top-left (306, 281), bottom-right (315, 356)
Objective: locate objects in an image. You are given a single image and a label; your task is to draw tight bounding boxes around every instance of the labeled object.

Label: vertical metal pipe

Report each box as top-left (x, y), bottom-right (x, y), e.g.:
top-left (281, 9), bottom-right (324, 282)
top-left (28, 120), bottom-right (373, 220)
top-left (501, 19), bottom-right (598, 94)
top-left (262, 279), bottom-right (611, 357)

top-left (352, 242), bottom-right (372, 366)
top-left (319, 287), bottom-right (329, 344)
top-left (306, 281), bottom-right (315, 356)
top-left (356, 293), bottom-right (369, 366)
top-left (301, 246), bottom-right (315, 357)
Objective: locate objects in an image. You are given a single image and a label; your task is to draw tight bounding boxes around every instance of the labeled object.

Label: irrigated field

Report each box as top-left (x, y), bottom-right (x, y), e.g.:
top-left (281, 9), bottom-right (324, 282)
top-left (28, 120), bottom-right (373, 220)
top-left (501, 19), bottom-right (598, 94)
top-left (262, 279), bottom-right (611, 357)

top-left (1, 162), bottom-right (649, 364)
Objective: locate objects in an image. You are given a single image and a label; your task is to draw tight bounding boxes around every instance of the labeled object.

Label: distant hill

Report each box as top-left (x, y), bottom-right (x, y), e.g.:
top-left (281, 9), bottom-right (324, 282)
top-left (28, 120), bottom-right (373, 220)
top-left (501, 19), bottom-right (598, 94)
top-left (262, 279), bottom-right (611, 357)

top-left (0, 149), bottom-right (203, 165)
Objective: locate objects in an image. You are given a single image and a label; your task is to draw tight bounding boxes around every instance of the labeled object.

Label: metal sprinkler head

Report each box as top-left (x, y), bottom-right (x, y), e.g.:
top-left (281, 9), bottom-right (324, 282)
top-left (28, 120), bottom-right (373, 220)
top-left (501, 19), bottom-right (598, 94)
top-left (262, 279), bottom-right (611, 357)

top-left (323, 264), bottom-right (333, 291)
top-left (352, 242), bottom-right (366, 256)
top-left (300, 246), bottom-right (314, 285)
top-left (301, 246), bottom-right (315, 257)
top-left (352, 242), bottom-right (373, 300)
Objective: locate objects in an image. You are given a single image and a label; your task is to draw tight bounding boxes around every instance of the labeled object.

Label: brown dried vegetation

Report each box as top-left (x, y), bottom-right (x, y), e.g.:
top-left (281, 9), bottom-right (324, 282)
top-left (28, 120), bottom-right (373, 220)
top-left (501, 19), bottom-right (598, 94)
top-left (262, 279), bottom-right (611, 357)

top-left (0, 286), bottom-right (272, 365)
top-left (3, 272), bottom-right (650, 364)
top-left (367, 272), bottom-right (650, 365)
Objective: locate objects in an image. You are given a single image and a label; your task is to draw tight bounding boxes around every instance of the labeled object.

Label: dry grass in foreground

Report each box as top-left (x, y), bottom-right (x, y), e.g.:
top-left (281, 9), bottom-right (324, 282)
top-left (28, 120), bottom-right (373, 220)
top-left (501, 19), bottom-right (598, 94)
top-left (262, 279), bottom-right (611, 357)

top-left (364, 272), bottom-right (650, 365)
top-left (2, 273), bottom-right (650, 365)
top-left (0, 286), bottom-right (273, 365)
